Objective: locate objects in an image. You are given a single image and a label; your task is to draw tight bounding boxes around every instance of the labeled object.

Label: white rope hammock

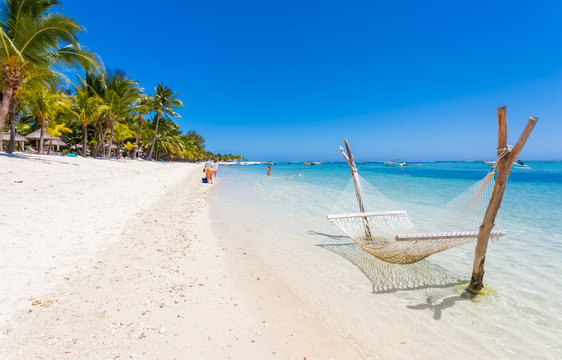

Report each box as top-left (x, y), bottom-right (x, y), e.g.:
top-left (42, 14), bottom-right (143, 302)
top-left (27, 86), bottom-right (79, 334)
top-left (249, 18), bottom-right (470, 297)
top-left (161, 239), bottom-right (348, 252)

top-left (328, 171), bottom-right (505, 264)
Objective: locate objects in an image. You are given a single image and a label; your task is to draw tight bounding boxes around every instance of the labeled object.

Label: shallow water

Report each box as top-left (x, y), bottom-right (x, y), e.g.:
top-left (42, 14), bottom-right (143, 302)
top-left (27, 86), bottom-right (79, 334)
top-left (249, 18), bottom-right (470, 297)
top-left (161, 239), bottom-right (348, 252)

top-left (210, 162), bottom-right (562, 358)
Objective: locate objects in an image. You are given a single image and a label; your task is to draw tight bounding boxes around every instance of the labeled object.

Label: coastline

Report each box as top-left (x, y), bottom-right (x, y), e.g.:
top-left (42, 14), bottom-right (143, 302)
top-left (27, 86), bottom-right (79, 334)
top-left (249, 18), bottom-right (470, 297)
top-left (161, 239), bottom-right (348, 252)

top-left (0, 155), bottom-right (364, 359)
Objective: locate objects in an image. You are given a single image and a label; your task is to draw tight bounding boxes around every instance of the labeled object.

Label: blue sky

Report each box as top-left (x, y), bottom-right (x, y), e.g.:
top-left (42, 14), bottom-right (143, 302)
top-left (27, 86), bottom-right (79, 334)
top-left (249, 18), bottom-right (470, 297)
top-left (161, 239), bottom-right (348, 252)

top-left (65, 1), bottom-right (562, 161)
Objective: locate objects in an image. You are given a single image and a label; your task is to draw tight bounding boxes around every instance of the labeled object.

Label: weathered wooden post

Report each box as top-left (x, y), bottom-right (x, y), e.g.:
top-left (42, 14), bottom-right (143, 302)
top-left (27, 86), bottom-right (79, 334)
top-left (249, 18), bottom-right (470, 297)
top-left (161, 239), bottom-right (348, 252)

top-left (340, 139), bottom-right (373, 241)
top-left (467, 106), bottom-right (537, 294)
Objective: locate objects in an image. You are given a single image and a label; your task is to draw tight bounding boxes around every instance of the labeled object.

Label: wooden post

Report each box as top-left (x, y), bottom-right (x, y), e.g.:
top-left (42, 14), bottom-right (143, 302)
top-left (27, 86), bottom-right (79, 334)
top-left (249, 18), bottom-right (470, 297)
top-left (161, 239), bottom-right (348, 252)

top-left (467, 107), bottom-right (537, 294)
top-left (340, 139), bottom-right (373, 241)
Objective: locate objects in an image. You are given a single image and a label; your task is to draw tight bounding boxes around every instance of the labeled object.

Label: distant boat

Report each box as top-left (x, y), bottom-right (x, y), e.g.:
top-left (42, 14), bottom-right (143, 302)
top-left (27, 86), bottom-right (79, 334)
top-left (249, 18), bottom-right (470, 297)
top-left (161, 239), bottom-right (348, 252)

top-left (483, 160), bottom-right (529, 168)
top-left (312, 162), bottom-right (323, 165)
top-left (264, 161), bottom-right (276, 165)
top-left (384, 161), bottom-right (407, 167)
top-left (303, 162), bottom-right (314, 166)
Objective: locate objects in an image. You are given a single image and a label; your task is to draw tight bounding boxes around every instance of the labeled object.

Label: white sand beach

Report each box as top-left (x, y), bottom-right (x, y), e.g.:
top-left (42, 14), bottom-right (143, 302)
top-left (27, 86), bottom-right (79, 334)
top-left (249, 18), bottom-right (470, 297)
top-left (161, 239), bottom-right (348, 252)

top-left (0, 154), bottom-right (363, 359)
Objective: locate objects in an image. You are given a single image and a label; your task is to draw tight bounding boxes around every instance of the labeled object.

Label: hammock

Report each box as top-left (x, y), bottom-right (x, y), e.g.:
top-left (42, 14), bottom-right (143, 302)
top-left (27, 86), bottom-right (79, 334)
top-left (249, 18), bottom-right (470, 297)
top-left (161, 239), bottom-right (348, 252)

top-left (328, 157), bottom-right (505, 264)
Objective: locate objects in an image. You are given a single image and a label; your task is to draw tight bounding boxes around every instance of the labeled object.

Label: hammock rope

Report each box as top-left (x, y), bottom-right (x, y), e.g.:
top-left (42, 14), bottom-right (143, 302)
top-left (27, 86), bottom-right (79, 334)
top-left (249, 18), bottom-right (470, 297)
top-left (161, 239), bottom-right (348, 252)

top-left (328, 171), bottom-right (505, 264)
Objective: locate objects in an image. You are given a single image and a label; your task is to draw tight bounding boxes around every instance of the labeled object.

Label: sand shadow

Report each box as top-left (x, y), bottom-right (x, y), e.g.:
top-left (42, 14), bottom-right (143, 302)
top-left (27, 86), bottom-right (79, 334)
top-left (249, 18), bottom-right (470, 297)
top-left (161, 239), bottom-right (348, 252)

top-left (0, 152), bottom-right (81, 166)
top-left (310, 229), bottom-right (471, 318)
top-left (406, 292), bottom-right (472, 320)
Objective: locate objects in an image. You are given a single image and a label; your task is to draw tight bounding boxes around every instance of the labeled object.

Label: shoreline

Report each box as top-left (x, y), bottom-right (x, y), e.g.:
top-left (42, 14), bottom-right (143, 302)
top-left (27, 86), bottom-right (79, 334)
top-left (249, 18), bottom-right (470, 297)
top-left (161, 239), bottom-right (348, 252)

top-left (1, 155), bottom-right (364, 359)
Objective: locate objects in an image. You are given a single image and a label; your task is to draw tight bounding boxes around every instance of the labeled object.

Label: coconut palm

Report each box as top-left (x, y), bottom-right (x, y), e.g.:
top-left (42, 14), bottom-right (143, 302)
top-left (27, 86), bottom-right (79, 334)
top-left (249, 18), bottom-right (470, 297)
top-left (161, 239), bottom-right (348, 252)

top-left (129, 94), bottom-right (151, 160)
top-left (112, 121), bottom-right (135, 159)
top-left (21, 83), bottom-right (68, 153)
top-left (123, 140), bottom-right (136, 158)
top-left (102, 72), bottom-right (141, 158)
top-left (0, 0), bottom-right (100, 151)
top-left (44, 121), bottom-right (71, 154)
top-left (67, 86), bottom-right (106, 156)
top-left (80, 71), bottom-right (108, 157)
top-left (145, 84), bottom-right (183, 161)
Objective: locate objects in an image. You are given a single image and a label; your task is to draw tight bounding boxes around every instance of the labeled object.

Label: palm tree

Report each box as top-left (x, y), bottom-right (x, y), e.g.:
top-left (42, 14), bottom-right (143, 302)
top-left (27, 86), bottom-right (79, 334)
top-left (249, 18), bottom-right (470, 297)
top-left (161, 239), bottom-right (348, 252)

top-left (129, 94), bottom-right (151, 160)
top-left (45, 121), bottom-right (71, 154)
top-left (0, 0), bottom-right (100, 151)
top-left (21, 83), bottom-right (68, 154)
top-left (112, 121), bottom-right (135, 159)
top-left (81, 71), bottom-right (108, 157)
top-left (145, 84), bottom-right (183, 161)
top-left (68, 86), bottom-right (105, 156)
top-left (102, 72), bottom-right (141, 158)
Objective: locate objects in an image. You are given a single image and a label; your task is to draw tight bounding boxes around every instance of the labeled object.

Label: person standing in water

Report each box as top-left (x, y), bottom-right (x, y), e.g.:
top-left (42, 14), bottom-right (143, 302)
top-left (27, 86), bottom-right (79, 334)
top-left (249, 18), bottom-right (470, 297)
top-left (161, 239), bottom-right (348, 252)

top-left (267, 166), bottom-right (271, 176)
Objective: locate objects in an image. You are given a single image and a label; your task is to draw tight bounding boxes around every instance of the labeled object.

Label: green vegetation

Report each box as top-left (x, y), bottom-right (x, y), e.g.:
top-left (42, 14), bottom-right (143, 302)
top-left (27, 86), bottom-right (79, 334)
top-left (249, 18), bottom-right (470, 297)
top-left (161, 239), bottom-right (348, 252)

top-left (0, 0), bottom-right (243, 162)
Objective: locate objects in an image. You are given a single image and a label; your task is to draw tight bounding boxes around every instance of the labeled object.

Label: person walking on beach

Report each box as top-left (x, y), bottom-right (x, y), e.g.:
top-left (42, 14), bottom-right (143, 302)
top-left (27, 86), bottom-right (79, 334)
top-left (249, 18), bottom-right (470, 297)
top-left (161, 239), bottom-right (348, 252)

top-left (203, 159), bottom-right (216, 184)
top-left (267, 166), bottom-right (271, 176)
top-left (213, 160), bottom-right (219, 178)
top-left (205, 166), bottom-right (215, 184)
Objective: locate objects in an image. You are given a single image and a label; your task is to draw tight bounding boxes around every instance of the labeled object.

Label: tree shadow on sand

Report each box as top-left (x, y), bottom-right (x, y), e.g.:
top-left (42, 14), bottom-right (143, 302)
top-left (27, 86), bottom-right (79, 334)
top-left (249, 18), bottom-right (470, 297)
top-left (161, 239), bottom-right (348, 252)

top-left (0, 152), bottom-right (81, 166)
top-left (310, 230), bottom-right (472, 319)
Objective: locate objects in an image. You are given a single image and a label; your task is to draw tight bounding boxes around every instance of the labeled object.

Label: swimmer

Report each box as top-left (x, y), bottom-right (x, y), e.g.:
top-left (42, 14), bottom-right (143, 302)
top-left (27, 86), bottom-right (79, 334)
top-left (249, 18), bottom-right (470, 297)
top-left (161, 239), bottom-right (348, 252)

top-left (267, 166), bottom-right (271, 176)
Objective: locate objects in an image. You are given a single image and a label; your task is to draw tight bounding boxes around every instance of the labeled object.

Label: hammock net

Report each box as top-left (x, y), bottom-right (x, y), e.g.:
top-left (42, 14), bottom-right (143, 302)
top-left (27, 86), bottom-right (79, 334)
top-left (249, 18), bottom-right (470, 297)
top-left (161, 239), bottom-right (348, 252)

top-left (328, 172), bottom-right (505, 264)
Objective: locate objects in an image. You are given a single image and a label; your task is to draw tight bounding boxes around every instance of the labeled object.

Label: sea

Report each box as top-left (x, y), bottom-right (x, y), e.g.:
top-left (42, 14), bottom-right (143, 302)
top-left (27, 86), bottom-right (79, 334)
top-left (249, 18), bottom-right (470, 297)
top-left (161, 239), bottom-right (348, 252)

top-left (210, 161), bottom-right (562, 358)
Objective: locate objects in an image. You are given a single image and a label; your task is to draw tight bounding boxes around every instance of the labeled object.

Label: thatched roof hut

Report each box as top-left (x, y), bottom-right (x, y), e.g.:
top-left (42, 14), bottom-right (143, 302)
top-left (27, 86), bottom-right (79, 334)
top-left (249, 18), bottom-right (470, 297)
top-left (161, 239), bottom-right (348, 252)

top-left (26, 129), bottom-right (64, 142)
top-left (1, 132), bottom-right (28, 142)
top-left (45, 138), bottom-right (67, 146)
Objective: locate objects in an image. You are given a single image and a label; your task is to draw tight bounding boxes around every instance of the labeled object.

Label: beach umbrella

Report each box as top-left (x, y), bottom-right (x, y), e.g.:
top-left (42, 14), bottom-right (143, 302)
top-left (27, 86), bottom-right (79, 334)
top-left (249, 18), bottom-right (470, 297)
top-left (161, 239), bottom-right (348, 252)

top-left (1, 132), bottom-right (28, 142)
top-left (26, 129), bottom-right (67, 152)
top-left (1, 132), bottom-right (29, 151)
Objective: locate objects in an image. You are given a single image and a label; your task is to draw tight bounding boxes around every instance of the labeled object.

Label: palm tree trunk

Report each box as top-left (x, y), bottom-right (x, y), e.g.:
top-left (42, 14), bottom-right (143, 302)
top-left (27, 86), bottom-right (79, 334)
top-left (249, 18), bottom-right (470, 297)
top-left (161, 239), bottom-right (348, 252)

top-left (146, 113), bottom-right (160, 161)
top-left (47, 136), bottom-right (53, 155)
top-left (6, 94), bottom-right (18, 153)
top-left (132, 123), bottom-right (141, 160)
top-left (39, 120), bottom-right (46, 154)
top-left (106, 117), bottom-right (115, 158)
top-left (92, 116), bottom-right (104, 157)
top-left (82, 122), bottom-right (88, 157)
top-left (93, 127), bottom-right (109, 158)
top-left (0, 87), bottom-right (14, 152)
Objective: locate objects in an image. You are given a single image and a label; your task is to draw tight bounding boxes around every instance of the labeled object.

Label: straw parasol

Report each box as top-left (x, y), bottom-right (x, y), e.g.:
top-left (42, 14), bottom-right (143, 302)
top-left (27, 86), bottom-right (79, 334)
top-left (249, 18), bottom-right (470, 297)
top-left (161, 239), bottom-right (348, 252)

top-left (1, 132), bottom-right (28, 142)
top-left (45, 138), bottom-right (67, 146)
top-left (1, 132), bottom-right (29, 151)
top-left (26, 129), bottom-right (65, 151)
top-left (25, 129), bottom-right (43, 140)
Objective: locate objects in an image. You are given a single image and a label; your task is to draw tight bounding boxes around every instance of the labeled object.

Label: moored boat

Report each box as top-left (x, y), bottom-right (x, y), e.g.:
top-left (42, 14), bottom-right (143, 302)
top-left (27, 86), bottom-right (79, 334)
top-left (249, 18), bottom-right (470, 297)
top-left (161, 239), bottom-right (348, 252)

top-left (384, 160), bottom-right (407, 167)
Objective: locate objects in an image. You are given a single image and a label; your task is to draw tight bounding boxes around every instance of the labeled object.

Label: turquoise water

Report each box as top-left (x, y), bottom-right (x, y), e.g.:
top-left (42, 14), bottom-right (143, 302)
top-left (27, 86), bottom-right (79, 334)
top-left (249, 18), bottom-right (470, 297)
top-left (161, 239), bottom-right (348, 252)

top-left (211, 161), bottom-right (562, 358)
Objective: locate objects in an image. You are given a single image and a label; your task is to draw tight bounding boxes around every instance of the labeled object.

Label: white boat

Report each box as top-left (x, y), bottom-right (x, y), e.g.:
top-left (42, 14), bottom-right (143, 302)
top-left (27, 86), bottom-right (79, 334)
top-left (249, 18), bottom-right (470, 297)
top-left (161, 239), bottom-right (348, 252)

top-left (483, 160), bottom-right (530, 168)
top-left (384, 161), bottom-right (407, 167)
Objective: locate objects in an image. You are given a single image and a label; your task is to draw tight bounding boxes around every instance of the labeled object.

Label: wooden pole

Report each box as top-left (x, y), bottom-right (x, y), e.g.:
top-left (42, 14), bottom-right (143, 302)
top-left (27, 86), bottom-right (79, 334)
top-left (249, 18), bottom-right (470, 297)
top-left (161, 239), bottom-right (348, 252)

top-left (467, 107), bottom-right (537, 294)
top-left (340, 139), bottom-right (373, 241)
